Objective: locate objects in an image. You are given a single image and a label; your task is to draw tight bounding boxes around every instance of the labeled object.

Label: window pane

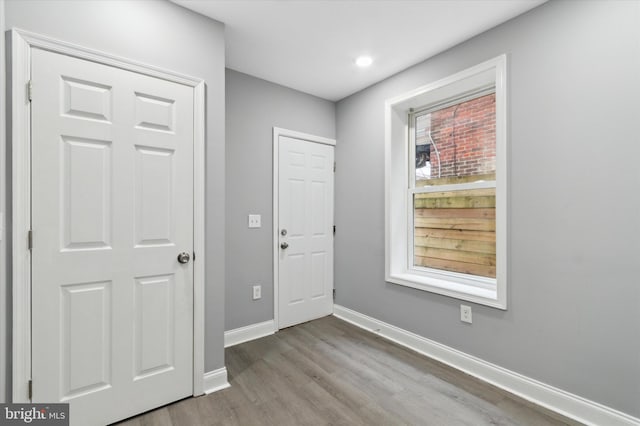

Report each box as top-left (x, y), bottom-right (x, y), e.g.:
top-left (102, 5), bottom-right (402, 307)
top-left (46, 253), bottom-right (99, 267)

top-left (415, 93), bottom-right (496, 187)
top-left (413, 188), bottom-right (496, 278)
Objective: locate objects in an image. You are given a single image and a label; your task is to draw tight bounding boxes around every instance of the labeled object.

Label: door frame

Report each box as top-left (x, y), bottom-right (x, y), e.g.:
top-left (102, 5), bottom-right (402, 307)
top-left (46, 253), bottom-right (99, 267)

top-left (10, 29), bottom-right (207, 402)
top-left (272, 127), bottom-right (336, 330)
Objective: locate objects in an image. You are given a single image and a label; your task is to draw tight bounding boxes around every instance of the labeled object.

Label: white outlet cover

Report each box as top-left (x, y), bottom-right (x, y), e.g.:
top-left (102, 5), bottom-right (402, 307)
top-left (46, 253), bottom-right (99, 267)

top-left (248, 214), bottom-right (261, 228)
top-left (460, 304), bottom-right (472, 324)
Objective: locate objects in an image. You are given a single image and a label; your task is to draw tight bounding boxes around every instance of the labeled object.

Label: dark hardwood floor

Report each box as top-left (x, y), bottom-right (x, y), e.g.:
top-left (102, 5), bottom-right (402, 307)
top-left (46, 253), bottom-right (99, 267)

top-left (117, 316), bottom-right (581, 425)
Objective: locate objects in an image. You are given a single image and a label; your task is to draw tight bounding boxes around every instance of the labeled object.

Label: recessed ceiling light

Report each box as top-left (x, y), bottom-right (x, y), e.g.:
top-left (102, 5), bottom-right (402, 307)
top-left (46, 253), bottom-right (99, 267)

top-left (355, 56), bottom-right (373, 68)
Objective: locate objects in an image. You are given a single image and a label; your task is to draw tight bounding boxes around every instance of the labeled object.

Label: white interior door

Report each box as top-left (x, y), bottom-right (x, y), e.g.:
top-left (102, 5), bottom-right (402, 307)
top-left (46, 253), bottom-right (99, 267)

top-left (278, 135), bottom-right (334, 329)
top-left (30, 47), bottom-right (194, 426)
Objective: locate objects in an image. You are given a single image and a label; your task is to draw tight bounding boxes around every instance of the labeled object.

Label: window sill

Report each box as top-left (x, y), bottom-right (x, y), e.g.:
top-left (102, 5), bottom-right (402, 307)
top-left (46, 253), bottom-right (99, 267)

top-left (386, 271), bottom-right (505, 309)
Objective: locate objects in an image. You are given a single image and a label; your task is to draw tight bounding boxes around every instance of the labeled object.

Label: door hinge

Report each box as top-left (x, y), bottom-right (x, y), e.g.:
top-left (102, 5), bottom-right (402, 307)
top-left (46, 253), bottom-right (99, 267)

top-left (333, 225), bottom-right (336, 235)
top-left (193, 252), bottom-right (196, 262)
top-left (333, 162), bottom-right (336, 172)
top-left (28, 380), bottom-right (32, 400)
top-left (27, 230), bottom-right (33, 250)
top-left (333, 289), bottom-right (336, 300)
top-left (27, 80), bottom-right (33, 102)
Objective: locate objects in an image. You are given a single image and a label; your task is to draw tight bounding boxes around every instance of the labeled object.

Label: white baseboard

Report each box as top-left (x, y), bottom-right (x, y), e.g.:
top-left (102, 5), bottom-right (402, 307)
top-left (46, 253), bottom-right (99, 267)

top-left (333, 304), bottom-right (639, 426)
top-left (224, 319), bottom-right (276, 348)
top-left (203, 367), bottom-right (230, 395)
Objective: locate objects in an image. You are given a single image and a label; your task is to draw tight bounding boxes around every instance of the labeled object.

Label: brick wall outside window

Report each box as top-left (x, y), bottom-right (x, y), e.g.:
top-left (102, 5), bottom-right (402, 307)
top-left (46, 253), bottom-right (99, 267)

top-left (418, 93), bottom-right (496, 180)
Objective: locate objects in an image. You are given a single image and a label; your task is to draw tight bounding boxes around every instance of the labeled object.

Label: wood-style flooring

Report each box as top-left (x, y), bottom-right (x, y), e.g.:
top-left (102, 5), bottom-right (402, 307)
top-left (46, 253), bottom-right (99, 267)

top-left (117, 316), bottom-right (581, 426)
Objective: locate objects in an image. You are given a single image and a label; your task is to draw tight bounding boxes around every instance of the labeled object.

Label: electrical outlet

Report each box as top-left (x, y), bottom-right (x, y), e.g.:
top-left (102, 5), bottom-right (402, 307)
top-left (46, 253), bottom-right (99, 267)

top-left (460, 305), bottom-right (472, 324)
top-left (252, 285), bottom-right (261, 300)
top-left (248, 214), bottom-right (261, 228)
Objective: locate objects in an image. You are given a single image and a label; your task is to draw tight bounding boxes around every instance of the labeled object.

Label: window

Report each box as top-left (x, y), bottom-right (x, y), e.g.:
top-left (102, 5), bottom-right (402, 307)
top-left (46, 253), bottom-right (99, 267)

top-left (410, 91), bottom-right (496, 277)
top-left (385, 56), bottom-right (507, 308)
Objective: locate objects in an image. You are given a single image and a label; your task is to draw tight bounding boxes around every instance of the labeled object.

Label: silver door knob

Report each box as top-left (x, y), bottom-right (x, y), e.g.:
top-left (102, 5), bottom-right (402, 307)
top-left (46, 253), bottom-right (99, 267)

top-left (177, 252), bottom-right (191, 264)
top-left (280, 242), bottom-right (289, 249)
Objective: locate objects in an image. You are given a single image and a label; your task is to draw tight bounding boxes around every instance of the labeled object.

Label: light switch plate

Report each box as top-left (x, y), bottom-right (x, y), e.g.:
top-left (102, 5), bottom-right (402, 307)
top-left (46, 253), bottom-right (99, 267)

top-left (248, 214), bottom-right (261, 228)
top-left (253, 285), bottom-right (261, 300)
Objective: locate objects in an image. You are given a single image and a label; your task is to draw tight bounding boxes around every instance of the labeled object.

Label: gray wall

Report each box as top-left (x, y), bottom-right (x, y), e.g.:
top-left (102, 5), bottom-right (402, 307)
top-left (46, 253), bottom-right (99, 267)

top-left (225, 69), bottom-right (335, 331)
top-left (2, 0), bottom-right (227, 395)
top-left (335, 0), bottom-right (640, 417)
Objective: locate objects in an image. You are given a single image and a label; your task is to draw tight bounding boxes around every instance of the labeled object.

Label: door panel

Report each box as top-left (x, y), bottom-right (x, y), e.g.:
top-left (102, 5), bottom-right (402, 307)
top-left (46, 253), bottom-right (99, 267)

top-left (134, 146), bottom-right (175, 246)
top-left (278, 136), bottom-right (334, 329)
top-left (31, 47), bottom-right (194, 426)
top-left (310, 253), bottom-right (326, 299)
top-left (133, 275), bottom-right (175, 378)
top-left (61, 76), bottom-right (112, 122)
top-left (60, 281), bottom-right (112, 400)
top-left (134, 92), bottom-right (175, 132)
top-left (61, 136), bottom-right (112, 250)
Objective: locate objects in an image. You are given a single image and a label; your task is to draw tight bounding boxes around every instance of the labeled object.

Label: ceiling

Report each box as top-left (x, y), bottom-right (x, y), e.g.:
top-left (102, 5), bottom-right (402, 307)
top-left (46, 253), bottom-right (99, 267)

top-left (173, 0), bottom-right (546, 101)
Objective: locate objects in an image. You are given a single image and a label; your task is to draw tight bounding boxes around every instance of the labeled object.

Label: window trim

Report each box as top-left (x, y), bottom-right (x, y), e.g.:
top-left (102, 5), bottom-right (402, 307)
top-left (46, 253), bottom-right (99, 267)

top-left (385, 55), bottom-right (507, 309)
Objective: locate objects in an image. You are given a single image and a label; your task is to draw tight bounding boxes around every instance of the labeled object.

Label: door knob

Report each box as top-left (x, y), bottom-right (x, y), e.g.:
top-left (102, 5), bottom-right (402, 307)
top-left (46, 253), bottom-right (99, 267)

top-left (280, 242), bottom-right (289, 249)
top-left (177, 252), bottom-right (191, 264)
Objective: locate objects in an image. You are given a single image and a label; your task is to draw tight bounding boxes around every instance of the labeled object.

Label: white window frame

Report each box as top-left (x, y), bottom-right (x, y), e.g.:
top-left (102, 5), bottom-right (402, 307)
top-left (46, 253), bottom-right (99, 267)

top-left (385, 55), bottom-right (507, 309)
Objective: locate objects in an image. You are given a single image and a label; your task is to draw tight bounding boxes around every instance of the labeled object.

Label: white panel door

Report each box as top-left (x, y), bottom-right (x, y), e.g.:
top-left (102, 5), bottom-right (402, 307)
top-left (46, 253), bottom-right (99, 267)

top-left (278, 136), bottom-right (334, 329)
top-left (30, 48), bottom-right (194, 426)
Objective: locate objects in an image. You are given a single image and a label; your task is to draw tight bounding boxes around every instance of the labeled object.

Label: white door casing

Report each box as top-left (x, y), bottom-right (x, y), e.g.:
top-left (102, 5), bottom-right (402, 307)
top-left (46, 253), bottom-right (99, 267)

top-left (30, 47), bottom-right (194, 426)
top-left (274, 129), bottom-right (335, 329)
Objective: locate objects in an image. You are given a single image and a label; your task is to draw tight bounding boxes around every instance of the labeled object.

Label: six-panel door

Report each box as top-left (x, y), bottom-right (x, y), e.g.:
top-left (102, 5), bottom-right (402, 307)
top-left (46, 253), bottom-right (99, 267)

top-left (30, 48), bottom-right (194, 426)
top-left (278, 136), bottom-right (334, 329)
